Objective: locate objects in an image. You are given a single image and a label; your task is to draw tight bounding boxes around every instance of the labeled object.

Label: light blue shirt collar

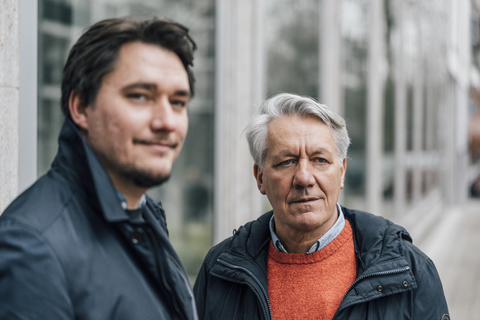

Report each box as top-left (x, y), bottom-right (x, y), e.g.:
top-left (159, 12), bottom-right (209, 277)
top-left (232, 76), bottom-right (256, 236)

top-left (116, 192), bottom-right (147, 210)
top-left (269, 204), bottom-right (345, 254)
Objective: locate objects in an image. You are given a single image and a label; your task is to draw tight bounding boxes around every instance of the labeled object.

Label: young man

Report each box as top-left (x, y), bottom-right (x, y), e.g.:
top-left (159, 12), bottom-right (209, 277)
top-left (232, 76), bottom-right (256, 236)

top-left (194, 93), bottom-right (450, 320)
top-left (0, 18), bottom-right (198, 319)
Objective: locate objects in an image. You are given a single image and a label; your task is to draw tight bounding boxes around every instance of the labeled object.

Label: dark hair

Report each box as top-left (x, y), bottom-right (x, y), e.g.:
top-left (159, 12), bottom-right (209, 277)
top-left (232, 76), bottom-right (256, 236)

top-left (61, 17), bottom-right (197, 117)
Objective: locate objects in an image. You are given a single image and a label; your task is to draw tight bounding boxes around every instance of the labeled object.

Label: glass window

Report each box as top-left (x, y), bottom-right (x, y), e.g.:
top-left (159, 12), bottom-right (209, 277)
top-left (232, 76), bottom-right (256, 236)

top-left (340, 0), bottom-right (369, 208)
top-left (37, 0), bottom-right (215, 283)
top-left (264, 0), bottom-right (319, 99)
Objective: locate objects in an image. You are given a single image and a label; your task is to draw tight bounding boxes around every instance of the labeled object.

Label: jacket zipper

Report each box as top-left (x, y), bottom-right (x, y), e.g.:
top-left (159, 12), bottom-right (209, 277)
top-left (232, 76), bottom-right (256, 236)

top-left (147, 227), bottom-right (187, 320)
top-left (217, 258), bottom-right (273, 320)
top-left (219, 260), bottom-right (409, 319)
top-left (334, 265), bottom-right (410, 317)
top-left (167, 251), bottom-right (199, 320)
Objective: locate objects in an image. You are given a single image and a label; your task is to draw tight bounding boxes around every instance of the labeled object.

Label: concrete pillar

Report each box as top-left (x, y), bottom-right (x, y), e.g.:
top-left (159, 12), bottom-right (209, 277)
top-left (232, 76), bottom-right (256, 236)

top-left (0, 0), bottom-right (20, 212)
top-left (444, 0), bottom-right (471, 205)
top-left (453, 0), bottom-right (471, 205)
top-left (319, 0), bottom-right (343, 116)
top-left (366, 0), bottom-right (386, 215)
top-left (214, 0), bottom-right (266, 244)
top-left (18, 0), bottom-right (38, 193)
top-left (394, 1), bottom-right (407, 217)
top-left (424, 76), bottom-right (438, 192)
top-left (412, 18), bottom-right (424, 204)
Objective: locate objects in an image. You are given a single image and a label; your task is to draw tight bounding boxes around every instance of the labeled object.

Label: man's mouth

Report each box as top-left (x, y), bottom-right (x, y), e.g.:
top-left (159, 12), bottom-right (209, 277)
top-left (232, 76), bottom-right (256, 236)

top-left (134, 139), bottom-right (178, 151)
top-left (292, 197), bottom-right (319, 204)
top-left (135, 138), bottom-right (177, 147)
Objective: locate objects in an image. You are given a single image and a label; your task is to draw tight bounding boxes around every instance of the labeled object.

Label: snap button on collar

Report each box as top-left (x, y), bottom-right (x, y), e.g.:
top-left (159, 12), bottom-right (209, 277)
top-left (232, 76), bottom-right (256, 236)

top-left (130, 229), bottom-right (145, 244)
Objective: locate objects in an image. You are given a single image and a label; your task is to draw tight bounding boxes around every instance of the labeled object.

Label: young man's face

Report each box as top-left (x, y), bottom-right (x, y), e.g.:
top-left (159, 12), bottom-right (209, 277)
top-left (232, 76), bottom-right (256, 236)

top-left (77, 41), bottom-right (190, 194)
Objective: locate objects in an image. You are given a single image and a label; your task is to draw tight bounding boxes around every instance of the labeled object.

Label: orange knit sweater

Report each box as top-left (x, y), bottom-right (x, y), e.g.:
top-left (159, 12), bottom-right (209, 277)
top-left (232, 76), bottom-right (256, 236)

top-left (267, 221), bottom-right (356, 320)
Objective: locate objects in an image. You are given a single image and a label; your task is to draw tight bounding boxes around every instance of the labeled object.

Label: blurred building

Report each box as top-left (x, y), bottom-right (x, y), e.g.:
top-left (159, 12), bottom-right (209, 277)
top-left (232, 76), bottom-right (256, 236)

top-left (1, 0), bottom-right (479, 282)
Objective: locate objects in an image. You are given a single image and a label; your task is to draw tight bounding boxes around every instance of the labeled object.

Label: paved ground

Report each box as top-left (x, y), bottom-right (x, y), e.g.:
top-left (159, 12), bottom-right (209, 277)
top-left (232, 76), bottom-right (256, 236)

top-left (417, 198), bottom-right (480, 320)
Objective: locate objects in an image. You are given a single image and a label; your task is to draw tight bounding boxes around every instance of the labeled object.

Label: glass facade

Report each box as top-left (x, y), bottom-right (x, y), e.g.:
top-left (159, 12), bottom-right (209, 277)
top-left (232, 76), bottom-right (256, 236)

top-left (263, 0), bottom-right (455, 216)
top-left (340, 0), bottom-right (369, 208)
top-left (37, 0), bottom-right (215, 283)
top-left (264, 0), bottom-right (319, 99)
top-left (4, 2), bottom-right (472, 317)
top-left (35, 0), bottom-right (470, 282)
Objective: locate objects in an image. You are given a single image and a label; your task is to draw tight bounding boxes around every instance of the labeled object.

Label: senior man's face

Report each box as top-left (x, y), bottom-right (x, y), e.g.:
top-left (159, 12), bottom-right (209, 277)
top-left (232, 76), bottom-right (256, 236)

top-left (254, 115), bottom-right (346, 247)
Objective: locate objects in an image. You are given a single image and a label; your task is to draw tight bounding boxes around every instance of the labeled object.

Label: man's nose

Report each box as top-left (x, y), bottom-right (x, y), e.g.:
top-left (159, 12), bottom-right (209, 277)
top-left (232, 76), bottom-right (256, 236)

top-left (150, 96), bottom-right (177, 131)
top-left (293, 160), bottom-right (315, 188)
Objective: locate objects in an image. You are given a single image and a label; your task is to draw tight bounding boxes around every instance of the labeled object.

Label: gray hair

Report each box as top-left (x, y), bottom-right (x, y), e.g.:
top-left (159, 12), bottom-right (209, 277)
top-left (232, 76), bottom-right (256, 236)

top-left (245, 93), bottom-right (350, 169)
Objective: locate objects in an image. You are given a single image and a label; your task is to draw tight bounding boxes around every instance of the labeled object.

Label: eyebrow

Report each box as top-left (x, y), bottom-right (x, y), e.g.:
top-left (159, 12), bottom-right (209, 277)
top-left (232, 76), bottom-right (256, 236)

top-left (273, 148), bottom-right (333, 159)
top-left (310, 149), bottom-right (333, 156)
top-left (122, 82), bottom-right (191, 98)
top-left (174, 90), bottom-right (191, 98)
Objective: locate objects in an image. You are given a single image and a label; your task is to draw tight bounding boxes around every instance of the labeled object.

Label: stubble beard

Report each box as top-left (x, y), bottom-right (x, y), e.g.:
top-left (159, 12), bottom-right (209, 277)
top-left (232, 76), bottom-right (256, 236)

top-left (121, 166), bottom-right (172, 189)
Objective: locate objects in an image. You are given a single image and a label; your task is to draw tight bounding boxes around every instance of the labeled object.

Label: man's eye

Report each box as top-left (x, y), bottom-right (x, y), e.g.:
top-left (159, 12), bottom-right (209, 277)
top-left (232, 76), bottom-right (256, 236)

top-left (314, 158), bottom-right (328, 164)
top-left (171, 100), bottom-right (187, 108)
top-left (127, 93), bottom-right (148, 101)
top-left (280, 159), bottom-right (293, 166)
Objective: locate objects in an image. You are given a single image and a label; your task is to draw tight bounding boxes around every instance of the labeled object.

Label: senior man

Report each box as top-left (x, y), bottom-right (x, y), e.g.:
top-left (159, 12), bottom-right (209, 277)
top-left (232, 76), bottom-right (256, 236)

top-left (193, 93), bottom-right (449, 320)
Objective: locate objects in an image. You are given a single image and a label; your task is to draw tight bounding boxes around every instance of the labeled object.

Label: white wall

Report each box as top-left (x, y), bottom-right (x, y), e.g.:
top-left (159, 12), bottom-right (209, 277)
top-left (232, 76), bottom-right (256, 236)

top-left (0, 0), bottom-right (20, 212)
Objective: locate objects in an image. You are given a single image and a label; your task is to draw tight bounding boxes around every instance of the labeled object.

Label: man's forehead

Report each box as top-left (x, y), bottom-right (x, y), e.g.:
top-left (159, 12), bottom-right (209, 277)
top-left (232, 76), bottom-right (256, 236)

top-left (102, 42), bottom-right (189, 90)
top-left (266, 115), bottom-right (330, 139)
top-left (265, 115), bottom-right (335, 153)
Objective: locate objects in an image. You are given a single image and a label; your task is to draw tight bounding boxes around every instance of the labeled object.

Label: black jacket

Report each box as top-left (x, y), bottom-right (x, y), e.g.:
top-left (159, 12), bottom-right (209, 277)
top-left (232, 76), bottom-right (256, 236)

top-left (193, 208), bottom-right (449, 319)
top-left (0, 119), bottom-right (198, 320)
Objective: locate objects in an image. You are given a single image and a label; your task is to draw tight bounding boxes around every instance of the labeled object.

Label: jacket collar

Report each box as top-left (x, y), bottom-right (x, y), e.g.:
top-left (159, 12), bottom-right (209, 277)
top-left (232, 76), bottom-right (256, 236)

top-left (52, 118), bottom-right (130, 222)
top-left (342, 206), bottom-right (412, 271)
top-left (228, 206), bottom-right (413, 271)
top-left (217, 206), bottom-right (416, 312)
top-left (230, 211), bottom-right (273, 259)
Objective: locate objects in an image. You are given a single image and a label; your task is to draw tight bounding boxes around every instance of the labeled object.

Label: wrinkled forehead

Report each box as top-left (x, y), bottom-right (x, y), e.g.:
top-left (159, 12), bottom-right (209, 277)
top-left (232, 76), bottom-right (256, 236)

top-left (265, 115), bottom-right (334, 151)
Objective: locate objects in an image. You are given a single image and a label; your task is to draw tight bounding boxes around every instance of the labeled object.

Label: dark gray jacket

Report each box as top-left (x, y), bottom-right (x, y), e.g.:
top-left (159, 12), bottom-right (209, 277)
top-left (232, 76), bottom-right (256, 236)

top-left (0, 119), bottom-right (197, 320)
top-left (193, 207), bottom-right (449, 320)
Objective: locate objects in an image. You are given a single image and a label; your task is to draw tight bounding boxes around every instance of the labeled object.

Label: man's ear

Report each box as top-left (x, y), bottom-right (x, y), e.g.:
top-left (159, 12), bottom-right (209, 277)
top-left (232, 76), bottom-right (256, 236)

top-left (253, 163), bottom-right (266, 195)
top-left (340, 158), bottom-right (347, 189)
top-left (69, 91), bottom-right (89, 131)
